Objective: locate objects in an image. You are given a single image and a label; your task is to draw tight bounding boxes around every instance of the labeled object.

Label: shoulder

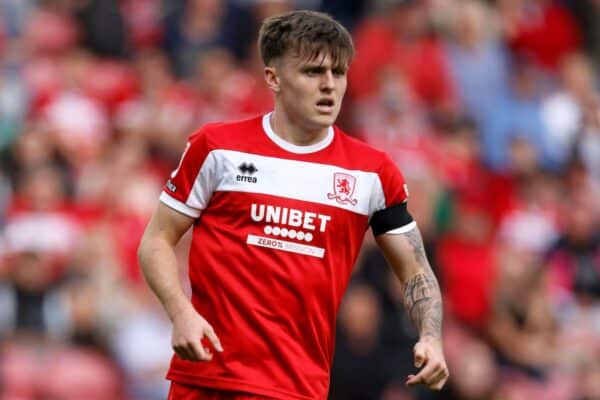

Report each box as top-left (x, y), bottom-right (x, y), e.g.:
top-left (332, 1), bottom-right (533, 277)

top-left (333, 127), bottom-right (391, 173)
top-left (189, 115), bottom-right (264, 150)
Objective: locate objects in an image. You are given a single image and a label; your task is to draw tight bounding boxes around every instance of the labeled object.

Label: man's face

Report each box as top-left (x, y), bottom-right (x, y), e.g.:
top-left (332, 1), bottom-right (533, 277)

top-left (267, 51), bottom-right (348, 132)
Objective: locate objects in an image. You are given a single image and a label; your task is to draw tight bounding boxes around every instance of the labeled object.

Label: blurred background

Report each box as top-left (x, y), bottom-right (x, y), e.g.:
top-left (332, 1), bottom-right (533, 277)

top-left (0, 0), bottom-right (599, 399)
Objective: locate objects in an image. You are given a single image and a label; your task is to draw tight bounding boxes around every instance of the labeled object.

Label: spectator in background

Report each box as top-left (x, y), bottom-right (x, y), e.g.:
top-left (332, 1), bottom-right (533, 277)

top-left (115, 48), bottom-right (197, 156)
top-left (498, 0), bottom-right (581, 72)
top-left (120, 0), bottom-right (164, 51)
top-left (573, 95), bottom-right (600, 181)
top-left (541, 53), bottom-right (598, 169)
top-left (354, 66), bottom-right (443, 238)
top-left (486, 236), bottom-right (558, 376)
top-left (355, 67), bottom-right (436, 180)
top-left (567, 0), bottom-right (600, 67)
top-left (331, 242), bottom-right (432, 400)
top-left (0, 0), bottom-right (35, 39)
top-left (350, 0), bottom-right (455, 111)
top-left (1, 340), bottom-right (125, 400)
top-left (111, 287), bottom-right (173, 400)
top-left (3, 164), bottom-right (81, 260)
top-left (192, 48), bottom-right (245, 124)
top-left (320, 0), bottom-right (368, 32)
top-left (577, 354), bottom-right (600, 400)
top-left (434, 117), bottom-right (482, 195)
top-left (436, 199), bottom-right (496, 331)
top-left (22, 2), bottom-right (80, 58)
top-left (3, 124), bottom-right (59, 184)
top-left (75, 138), bottom-right (162, 284)
top-left (546, 188), bottom-right (600, 306)
top-left (0, 251), bottom-right (65, 337)
top-left (438, 325), bottom-right (500, 400)
top-left (0, 59), bottom-right (29, 151)
top-left (330, 283), bottom-right (392, 400)
top-left (443, 0), bottom-right (510, 122)
top-left (43, 50), bottom-right (111, 167)
top-left (193, 47), bottom-right (275, 125)
top-left (73, 0), bottom-right (130, 58)
top-left (163, 0), bottom-right (229, 78)
top-left (434, 116), bottom-right (515, 234)
top-left (479, 58), bottom-right (550, 172)
top-left (495, 128), bottom-right (562, 255)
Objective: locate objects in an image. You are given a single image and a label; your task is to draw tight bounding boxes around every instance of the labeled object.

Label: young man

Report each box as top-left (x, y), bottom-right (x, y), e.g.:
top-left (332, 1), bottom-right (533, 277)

top-left (138, 10), bottom-right (448, 400)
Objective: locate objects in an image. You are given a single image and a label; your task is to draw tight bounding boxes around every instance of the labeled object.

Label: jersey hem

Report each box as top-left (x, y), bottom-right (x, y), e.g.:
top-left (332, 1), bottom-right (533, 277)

top-left (166, 372), bottom-right (318, 400)
top-left (160, 192), bottom-right (201, 218)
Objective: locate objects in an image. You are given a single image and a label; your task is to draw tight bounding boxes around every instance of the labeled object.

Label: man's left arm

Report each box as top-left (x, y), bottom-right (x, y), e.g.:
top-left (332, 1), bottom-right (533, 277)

top-left (375, 227), bottom-right (449, 391)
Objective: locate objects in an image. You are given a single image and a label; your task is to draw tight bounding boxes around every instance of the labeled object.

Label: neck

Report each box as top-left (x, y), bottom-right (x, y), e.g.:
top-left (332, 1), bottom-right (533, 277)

top-left (270, 108), bottom-right (329, 146)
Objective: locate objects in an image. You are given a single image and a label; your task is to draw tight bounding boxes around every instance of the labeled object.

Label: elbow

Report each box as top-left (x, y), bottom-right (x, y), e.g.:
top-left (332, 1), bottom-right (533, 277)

top-left (137, 231), bottom-right (151, 270)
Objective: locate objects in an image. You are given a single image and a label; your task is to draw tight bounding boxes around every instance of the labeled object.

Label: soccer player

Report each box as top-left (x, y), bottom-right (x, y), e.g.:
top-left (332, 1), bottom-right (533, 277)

top-left (138, 10), bottom-right (448, 400)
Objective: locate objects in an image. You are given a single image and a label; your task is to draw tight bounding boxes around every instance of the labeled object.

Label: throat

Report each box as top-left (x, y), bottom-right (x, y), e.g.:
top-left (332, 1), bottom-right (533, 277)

top-left (269, 112), bottom-right (329, 146)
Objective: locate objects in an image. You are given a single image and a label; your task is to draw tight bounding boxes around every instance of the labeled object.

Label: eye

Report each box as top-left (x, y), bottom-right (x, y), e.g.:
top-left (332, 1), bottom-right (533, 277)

top-left (332, 68), bottom-right (346, 76)
top-left (303, 67), bottom-right (323, 76)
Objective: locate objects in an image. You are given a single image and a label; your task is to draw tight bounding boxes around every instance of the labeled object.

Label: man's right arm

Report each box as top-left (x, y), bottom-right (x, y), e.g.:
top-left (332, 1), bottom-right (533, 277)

top-left (138, 202), bottom-right (223, 361)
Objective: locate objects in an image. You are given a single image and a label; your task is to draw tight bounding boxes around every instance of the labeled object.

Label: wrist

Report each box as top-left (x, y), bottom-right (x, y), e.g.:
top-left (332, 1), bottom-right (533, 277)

top-left (419, 334), bottom-right (442, 344)
top-left (164, 295), bottom-right (194, 322)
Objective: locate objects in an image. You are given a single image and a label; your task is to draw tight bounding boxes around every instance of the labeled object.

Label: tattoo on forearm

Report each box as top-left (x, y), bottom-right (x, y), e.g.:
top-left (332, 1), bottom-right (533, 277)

top-left (405, 228), bottom-right (427, 265)
top-left (402, 229), bottom-right (443, 340)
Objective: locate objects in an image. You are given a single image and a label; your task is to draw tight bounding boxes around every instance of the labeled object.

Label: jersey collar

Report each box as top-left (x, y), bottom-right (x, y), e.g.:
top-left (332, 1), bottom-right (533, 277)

top-left (262, 113), bottom-right (334, 154)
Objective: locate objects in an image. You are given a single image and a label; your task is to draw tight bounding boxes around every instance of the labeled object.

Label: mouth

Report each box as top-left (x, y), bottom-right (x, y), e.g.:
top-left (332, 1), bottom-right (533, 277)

top-left (316, 98), bottom-right (335, 113)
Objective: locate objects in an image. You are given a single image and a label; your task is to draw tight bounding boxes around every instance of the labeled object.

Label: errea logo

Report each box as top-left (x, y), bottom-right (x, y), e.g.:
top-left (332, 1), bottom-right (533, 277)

top-left (237, 162), bottom-right (258, 183)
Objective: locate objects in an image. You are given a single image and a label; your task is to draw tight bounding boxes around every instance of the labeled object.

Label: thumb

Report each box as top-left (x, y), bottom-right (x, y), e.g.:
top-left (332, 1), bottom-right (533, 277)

top-left (413, 342), bottom-right (427, 368)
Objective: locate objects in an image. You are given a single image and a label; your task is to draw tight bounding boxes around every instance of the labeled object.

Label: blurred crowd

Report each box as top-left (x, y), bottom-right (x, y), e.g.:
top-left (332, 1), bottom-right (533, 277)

top-left (0, 0), bottom-right (598, 399)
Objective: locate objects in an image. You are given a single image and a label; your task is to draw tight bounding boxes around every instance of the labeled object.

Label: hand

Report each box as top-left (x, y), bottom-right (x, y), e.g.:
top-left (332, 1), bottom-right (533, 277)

top-left (171, 305), bottom-right (223, 362)
top-left (406, 337), bottom-right (449, 391)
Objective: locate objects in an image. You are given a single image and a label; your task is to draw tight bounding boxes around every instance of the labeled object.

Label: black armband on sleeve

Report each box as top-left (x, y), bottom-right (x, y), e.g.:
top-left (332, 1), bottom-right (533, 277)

top-left (370, 202), bottom-right (414, 236)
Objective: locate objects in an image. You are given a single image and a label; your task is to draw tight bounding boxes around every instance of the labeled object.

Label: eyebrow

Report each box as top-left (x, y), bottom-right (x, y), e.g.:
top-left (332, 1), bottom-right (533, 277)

top-left (301, 64), bottom-right (326, 71)
top-left (299, 61), bottom-right (347, 71)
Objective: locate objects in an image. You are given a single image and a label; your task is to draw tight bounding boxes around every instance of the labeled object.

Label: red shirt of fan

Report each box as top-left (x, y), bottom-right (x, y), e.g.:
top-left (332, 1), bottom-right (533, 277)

top-left (161, 114), bottom-right (413, 399)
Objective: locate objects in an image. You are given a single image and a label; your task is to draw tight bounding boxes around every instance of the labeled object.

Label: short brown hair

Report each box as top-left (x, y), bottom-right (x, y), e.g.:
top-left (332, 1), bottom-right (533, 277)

top-left (258, 10), bottom-right (354, 69)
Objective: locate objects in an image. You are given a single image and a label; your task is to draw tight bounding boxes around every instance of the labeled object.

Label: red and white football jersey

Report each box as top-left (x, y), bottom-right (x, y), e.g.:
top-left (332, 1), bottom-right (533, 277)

top-left (161, 114), bottom-right (414, 399)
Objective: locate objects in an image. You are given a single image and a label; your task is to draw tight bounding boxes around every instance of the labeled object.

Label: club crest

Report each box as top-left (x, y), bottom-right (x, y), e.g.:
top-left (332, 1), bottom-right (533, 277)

top-left (327, 172), bottom-right (358, 205)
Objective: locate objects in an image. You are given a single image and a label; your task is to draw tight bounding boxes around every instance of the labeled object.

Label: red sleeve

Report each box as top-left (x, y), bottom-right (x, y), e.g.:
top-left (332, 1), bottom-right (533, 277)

top-left (160, 125), bottom-right (216, 218)
top-left (369, 154), bottom-right (413, 235)
top-left (378, 154), bottom-right (409, 207)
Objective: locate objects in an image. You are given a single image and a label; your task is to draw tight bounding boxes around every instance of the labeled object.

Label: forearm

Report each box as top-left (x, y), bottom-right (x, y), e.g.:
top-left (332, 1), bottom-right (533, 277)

top-left (375, 215), bottom-right (449, 389)
top-left (377, 227), bottom-right (443, 341)
top-left (403, 265), bottom-right (443, 341)
top-left (138, 235), bottom-right (192, 322)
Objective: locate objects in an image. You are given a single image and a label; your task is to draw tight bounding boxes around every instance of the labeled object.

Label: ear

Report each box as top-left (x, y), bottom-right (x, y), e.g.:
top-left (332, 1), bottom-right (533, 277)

top-left (264, 66), bottom-right (280, 93)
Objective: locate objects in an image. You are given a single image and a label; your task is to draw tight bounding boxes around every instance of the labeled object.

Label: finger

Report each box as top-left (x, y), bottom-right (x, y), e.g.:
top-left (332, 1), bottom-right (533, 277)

top-left (429, 377), bottom-right (448, 391)
top-left (205, 327), bottom-right (224, 352)
top-left (407, 362), bottom-right (437, 386)
top-left (173, 344), bottom-right (191, 361)
top-left (406, 374), bottom-right (422, 386)
top-left (187, 341), bottom-right (212, 362)
top-left (413, 343), bottom-right (427, 368)
top-left (422, 363), bottom-right (448, 386)
top-left (427, 368), bottom-right (449, 390)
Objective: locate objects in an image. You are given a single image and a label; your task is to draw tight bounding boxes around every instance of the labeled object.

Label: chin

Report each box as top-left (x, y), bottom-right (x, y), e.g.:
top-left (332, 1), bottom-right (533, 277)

top-left (311, 113), bottom-right (338, 127)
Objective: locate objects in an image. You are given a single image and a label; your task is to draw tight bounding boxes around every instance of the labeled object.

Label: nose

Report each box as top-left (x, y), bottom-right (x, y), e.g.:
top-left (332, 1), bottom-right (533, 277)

top-left (320, 70), bottom-right (335, 91)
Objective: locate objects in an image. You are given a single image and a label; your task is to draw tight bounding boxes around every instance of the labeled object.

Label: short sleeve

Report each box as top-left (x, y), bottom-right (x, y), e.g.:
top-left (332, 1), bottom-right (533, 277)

top-left (160, 126), bottom-right (218, 218)
top-left (369, 154), bottom-right (415, 236)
